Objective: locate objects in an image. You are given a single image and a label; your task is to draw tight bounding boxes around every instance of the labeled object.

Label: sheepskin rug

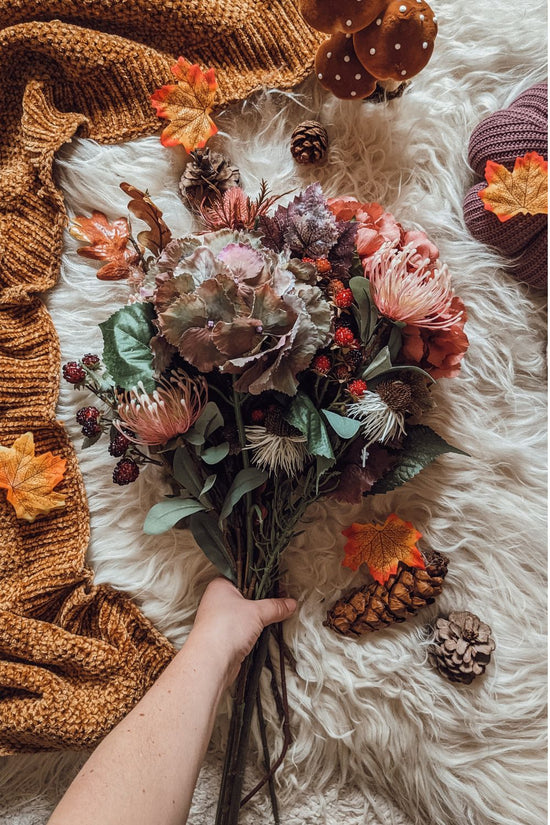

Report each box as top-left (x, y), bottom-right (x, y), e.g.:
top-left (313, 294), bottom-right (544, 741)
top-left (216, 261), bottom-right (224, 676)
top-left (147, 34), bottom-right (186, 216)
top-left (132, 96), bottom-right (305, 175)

top-left (1, 0), bottom-right (547, 823)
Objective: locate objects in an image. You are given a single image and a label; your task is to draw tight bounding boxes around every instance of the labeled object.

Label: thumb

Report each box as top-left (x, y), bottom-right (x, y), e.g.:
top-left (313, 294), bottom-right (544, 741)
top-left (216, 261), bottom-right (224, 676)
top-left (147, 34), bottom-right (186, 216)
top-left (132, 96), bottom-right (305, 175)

top-left (256, 596), bottom-right (297, 628)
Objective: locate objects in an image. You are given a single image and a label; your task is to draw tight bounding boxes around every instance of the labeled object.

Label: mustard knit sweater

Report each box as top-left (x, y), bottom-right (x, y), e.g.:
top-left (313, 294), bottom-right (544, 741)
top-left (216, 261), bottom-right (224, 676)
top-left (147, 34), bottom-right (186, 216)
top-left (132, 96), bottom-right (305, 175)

top-left (0, 0), bottom-right (322, 754)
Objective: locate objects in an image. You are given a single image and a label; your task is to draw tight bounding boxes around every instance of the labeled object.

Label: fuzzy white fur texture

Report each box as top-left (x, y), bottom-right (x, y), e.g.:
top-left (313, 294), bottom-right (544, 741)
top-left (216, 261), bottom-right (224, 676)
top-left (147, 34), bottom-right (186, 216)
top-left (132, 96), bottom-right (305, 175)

top-left (1, 0), bottom-right (547, 823)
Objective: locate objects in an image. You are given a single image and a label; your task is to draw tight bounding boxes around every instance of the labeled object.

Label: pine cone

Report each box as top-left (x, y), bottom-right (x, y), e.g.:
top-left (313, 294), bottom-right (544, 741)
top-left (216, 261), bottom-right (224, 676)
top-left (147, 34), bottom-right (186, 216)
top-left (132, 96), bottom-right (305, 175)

top-left (290, 120), bottom-right (329, 165)
top-left (430, 611), bottom-right (496, 684)
top-left (179, 148), bottom-right (240, 208)
top-left (324, 551), bottom-right (449, 637)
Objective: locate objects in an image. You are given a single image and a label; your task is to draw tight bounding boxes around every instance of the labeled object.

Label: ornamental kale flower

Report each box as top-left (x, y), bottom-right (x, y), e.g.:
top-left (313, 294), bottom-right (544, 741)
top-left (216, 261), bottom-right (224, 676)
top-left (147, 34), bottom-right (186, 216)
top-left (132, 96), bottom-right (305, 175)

top-left (153, 231), bottom-right (331, 396)
top-left (259, 183), bottom-right (357, 275)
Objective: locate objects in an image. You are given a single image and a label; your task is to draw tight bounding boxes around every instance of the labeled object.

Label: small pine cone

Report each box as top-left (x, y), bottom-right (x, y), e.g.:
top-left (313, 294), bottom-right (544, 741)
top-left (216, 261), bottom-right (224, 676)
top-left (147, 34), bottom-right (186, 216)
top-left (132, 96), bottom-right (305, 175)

top-left (324, 551), bottom-right (449, 637)
top-left (429, 610), bottom-right (496, 685)
top-left (290, 121), bottom-right (329, 165)
top-left (179, 148), bottom-right (240, 208)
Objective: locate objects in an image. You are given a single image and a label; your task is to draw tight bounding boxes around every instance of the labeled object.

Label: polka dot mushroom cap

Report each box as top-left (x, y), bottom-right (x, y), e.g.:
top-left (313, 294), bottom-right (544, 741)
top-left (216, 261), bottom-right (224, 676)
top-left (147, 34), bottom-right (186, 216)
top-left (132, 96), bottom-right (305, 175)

top-left (300, 0), bottom-right (387, 34)
top-left (355, 0), bottom-right (437, 82)
top-left (300, 0), bottom-right (438, 99)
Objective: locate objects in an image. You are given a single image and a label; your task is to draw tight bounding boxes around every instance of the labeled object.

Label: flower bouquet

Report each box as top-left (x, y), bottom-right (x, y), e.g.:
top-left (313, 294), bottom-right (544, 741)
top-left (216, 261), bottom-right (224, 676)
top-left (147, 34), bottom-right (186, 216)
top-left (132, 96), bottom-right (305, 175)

top-left (63, 172), bottom-right (468, 822)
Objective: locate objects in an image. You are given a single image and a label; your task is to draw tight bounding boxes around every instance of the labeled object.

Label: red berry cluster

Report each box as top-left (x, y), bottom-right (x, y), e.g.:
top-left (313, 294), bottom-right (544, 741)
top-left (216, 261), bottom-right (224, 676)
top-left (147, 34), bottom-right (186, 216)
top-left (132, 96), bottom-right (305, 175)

top-left (333, 288), bottom-right (354, 309)
top-left (76, 406), bottom-right (101, 438)
top-left (113, 458), bottom-right (140, 485)
top-left (82, 354), bottom-right (100, 369)
top-left (348, 379), bottom-right (367, 398)
top-left (334, 327), bottom-right (356, 347)
top-left (63, 361), bottom-right (86, 385)
top-left (312, 354), bottom-right (332, 375)
top-left (108, 433), bottom-right (131, 457)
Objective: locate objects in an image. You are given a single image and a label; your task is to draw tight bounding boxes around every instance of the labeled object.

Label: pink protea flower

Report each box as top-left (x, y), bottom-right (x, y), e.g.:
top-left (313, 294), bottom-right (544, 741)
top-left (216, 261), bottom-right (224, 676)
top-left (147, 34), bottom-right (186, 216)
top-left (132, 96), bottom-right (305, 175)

top-left (115, 370), bottom-right (207, 446)
top-left (367, 243), bottom-right (463, 330)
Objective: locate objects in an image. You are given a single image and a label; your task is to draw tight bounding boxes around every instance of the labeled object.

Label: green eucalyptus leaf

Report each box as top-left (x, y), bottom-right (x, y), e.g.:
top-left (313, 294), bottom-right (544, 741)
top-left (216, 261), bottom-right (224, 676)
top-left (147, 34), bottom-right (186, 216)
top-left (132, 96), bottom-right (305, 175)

top-left (183, 430), bottom-right (205, 446)
top-left (99, 302), bottom-right (156, 393)
top-left (219, 467), bottom-right (268, 523)
top-left (369, 425), bottom-right (469, 495)
top-left (200, 474), bottom-right (217, 496)
top-left (362, 345), bottom-right (393, 380)
top-left (349, 276), bottom-right (378, 342)
top-left (387, 324), bottom-right (403, 360)
top-left (368, 364), bottom-right (436, 388)
top-left (188, 512), bottom-right (237, 582)
top-left (322, 409), bottom-right (362, 439)
top-left (285, 391), bottom-right (334, 461)
top-left (143, 498), bottom-right (206, 535)
top-left (195, 402), bottom-right (224, 439)
top-left (81, 432), bottom-right (102, 449)
top-left (202, 442), bottom-right (230, 465)
top-left (173, 447), bottom-right (203, 498)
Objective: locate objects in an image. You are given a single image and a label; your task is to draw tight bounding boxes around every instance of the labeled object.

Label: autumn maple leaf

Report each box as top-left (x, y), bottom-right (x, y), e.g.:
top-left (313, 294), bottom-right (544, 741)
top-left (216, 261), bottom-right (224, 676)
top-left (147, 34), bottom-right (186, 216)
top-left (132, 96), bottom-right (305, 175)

top-left (150, 57), bottom-right (218, 152)
top-left (478, 151), bottom-right (548, 223)
top-left (70, 211), bottom-right (140, 280)
top-left (341, 513), bottom-right (425, 584)
top-left (0, 432), bottom-right (67, 522)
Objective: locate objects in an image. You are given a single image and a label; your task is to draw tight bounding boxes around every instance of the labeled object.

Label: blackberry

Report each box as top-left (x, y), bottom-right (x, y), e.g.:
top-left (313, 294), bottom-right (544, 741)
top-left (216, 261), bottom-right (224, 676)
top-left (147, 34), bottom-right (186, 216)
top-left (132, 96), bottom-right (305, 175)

top-left (81, 421), bottom-right (101, 438)
top-left (108, 433), bottom-right (131, 457)
top-left (76, 406), bottom-right (100, 426)
top-left (63, 361), bottom-right (85, 384)
top-left (112, 458), bottom-right (140, 485)
top-left (82, 354), bottom-right (101, 369)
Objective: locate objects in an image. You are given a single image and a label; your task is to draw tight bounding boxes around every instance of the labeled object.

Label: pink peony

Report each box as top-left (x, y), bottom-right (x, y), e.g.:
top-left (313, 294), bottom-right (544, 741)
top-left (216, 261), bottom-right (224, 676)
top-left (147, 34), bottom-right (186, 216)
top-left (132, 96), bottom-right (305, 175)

top-left (328, 197), bottom-right (401, 258)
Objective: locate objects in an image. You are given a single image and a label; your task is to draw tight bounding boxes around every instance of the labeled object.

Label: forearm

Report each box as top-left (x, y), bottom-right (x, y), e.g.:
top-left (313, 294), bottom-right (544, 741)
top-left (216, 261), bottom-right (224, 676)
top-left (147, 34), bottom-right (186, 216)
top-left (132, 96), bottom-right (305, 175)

top-left (48, 629), bottom-right (228, 825)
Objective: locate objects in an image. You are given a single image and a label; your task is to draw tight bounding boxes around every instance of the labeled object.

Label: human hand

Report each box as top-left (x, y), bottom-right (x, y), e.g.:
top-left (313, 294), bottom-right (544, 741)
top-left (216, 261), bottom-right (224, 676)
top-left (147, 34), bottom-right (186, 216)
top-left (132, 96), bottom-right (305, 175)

top-left (188, 578), bottom-right (297, 687)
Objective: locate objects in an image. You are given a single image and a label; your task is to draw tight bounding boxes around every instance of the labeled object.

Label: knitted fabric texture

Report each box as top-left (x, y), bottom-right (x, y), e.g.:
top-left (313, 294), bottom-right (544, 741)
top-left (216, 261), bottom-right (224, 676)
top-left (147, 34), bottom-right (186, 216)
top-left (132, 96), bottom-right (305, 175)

top-left (463, 82), bottom-right (548, 289)
top-left (0, 0), bottom-right (323, 755)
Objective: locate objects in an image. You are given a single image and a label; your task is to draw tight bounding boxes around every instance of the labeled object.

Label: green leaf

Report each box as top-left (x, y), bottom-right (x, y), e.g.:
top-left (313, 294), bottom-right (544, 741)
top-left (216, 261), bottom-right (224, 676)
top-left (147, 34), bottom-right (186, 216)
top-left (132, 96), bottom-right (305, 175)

top-left (195, 402), bottom-right (224, 439)
top-left (183, 430), bottom-right (205, 446)
top-left (322, 409), bottom-right (361, 439)
top-left (202, 442), bottom-right (230, 465)
top-left (188, 512), bottom-right (237, 582)
top-left (387, 324), bottom-right (403, 361)
top-left (349, 276), bottom-right (378, 342)
top-left (219, 467), bottom-right (268, 523)
top-left (285, 391), bottom-right (334, 460)
top-left (99, 302), bottom-right (156, 393)
top-left (143, 498), bottom-right (206, 535)
top-left (173, 446), bottom-right (203, 498)
top-left (81, 432), bottom-right (102, 449)
top-left (369, 364), bottom-right (436, 387)
top-left (200, 474), bottom-right (217, 496)
top-left (369, 425), bottom-right (469, 495)
top-left (362, 345), bottom-right (393, 381)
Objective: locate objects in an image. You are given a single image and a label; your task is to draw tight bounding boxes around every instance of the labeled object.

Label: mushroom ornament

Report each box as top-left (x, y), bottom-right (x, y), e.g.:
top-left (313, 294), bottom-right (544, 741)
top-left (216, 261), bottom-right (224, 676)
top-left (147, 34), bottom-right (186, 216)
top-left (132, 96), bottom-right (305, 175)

top-left (302, 0), bottom-right (438, 99)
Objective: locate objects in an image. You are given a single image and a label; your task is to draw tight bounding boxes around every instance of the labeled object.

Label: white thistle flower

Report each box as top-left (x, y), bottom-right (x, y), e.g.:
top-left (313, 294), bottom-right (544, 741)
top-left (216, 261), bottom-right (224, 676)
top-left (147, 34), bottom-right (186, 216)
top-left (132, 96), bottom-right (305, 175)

top-left (245, 426), bottom-right (308, 477)
top-left (347, 390), bottom-right (405, 446)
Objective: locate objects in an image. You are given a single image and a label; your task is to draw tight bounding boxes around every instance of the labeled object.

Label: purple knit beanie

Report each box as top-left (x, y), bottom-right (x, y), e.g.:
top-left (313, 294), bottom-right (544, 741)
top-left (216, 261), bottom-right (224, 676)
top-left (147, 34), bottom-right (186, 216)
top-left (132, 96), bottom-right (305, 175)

top-left (463, 82), bottom-right (548, 289)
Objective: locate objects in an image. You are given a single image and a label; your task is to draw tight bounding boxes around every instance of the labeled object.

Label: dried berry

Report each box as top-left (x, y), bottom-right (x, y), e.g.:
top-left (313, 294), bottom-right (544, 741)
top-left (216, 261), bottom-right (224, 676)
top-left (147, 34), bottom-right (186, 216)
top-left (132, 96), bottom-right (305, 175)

top-left (76, 406), bottom-right (100, 426)
top-left (112, 457), bottom-right (140, 485)
top-left (312, 354), bottom-right (332, 375)
top-left (62, 361), bottom-right (86, 385)
top-left (81, 354), bottom-right (101, 369)
top-left (334, 364), bottom-right (351, 380)
top-left (108, 433), bottom-right (131, 457)
top-left (348, 379), bottom-right (368, 398)
top-left (328, 279), bottom-right (346, 295)
top-left (81, 421), bottom-right (101, 438)
top-left (250, 408), bottom-right (266, 424)
top-left (315, 258), bottom-right (332, 274)
top-left (334, 327), bottom-right (356, 347)
top-left (334, 288), bottom-right (354, 308)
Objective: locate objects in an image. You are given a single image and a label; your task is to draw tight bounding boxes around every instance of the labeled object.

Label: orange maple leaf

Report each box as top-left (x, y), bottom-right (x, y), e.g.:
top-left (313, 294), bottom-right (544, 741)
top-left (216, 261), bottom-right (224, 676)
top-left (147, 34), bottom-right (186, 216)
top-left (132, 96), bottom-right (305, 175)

top-left (70, 211), bottom-right (140, 280)
top-left (0, 432), bottom-right (67, 522)
top-left (478, 151), bottom-right (548, 223)
top-left (341, 513), bottom-right (425, 584)
top-left (150, 57), bottom-right (218, 152)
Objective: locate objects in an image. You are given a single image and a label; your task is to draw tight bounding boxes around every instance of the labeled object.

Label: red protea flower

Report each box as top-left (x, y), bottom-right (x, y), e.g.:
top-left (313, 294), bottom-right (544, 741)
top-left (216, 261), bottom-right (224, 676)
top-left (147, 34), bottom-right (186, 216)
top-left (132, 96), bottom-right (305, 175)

top-left (115, 371), bottom-right (207, 447)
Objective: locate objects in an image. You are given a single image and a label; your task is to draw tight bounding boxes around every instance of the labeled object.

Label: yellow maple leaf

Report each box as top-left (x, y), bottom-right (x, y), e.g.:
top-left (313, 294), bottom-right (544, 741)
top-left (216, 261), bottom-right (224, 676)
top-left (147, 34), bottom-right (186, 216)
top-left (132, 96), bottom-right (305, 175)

top-left (0, 432), bottom-right (67, 522)
top-left (341, 513), bottom-right (425, 584)
top-left (151, 57), bottom-right (218, 152)
top-left (478, 151), bottom-right (548, 223)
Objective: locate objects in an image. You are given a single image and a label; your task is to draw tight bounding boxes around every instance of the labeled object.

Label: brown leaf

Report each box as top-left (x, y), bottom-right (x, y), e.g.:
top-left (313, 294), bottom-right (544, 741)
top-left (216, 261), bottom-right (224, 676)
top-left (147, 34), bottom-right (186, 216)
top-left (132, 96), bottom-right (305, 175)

top-left (479, 151), bottom-right (548, 223)
top-left (70, 211), bottom-right (139, 280)
top-left (120, 183), bottom-right (172, 256)
top-left (342, 513), bottom-right (425, 584)
top-left (150, 57), bottom-right (218, 152)
top-left (0, 432), bottom-right (66, 522)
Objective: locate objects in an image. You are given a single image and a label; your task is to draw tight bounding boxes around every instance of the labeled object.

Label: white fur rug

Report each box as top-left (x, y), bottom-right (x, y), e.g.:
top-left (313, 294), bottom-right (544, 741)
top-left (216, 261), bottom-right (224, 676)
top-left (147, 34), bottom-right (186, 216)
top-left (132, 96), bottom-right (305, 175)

top-left (1, 0), bottom-right (547, 823)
